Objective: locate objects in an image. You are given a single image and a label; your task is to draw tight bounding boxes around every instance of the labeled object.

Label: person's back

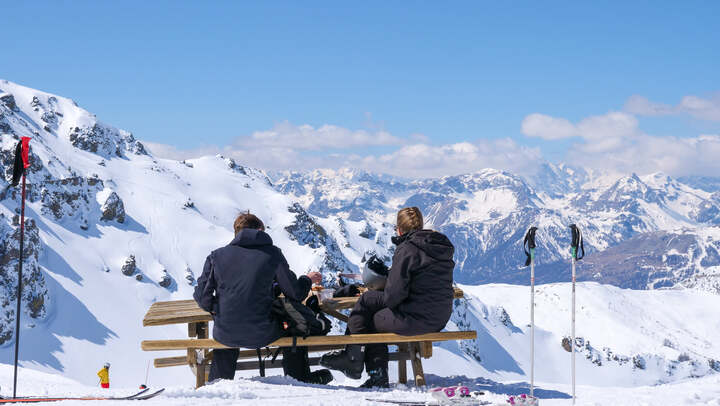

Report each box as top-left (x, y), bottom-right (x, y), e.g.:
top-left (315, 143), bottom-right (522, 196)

top-left (193, 212), bottom-right (322, 382)
top-left (321, 206), bottom-right (456, 388)
top-left (388, 229), bottom-right (454, 332)
top-left (200, 228), bottom-right (305, 347)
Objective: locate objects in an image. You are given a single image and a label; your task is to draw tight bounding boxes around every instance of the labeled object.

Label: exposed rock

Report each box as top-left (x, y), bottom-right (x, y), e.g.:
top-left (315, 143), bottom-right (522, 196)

top-left (68, 125), bottom-right (147, 158)
top-left (285, 203), bottom-right (327, 249)
top-left (359, 222), bottom-right (376, 239)
top-left (38, 176), bottom-right (104, 221)
top-left (158, 271), bottom-right (172, 288)
top-left (41, 111), bottom-right (57, 125)
top-left (562, 337), bottom-right (572, 353)
top-left (633, 355), bottom-right (646, 370)
top-left (121, 255), bottom-right (136, 276)
top-left (101, 192), bottom-right (126, 223)
top-left (183, 198), bottom-right (194, 209)
top-left (0, 93), bottom-right (18, 111)
top-left (184, 267), bottom-right (195, 285)
top-left (222, 156), bottom-right (247, 175)
top-left (31, 96), bottom-right (41, 108)
top-left (135, 274), bottom-right (143, 281)
top-left (0, 217), bottom-right (48, 345)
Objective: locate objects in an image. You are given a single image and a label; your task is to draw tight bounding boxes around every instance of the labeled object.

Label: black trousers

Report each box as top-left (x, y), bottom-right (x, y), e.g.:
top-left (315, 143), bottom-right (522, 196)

top-left (347, 290), bottom-right (418, 371)
top-left (208, 346), bottom-right (313, 382)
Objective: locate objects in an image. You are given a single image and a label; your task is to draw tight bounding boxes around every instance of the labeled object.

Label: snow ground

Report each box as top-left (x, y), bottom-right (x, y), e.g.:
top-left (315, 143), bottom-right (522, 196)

top-left (1, 364), bottom-right (719, 405)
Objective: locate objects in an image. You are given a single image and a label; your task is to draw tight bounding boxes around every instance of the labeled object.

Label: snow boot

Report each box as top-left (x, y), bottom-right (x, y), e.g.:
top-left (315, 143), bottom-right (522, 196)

top-left (360, 367), bottom-right (389, 389)
top-left (306, 368), bottom-right (334, 385)
top-left (319, 345), bottom-right (364, 379)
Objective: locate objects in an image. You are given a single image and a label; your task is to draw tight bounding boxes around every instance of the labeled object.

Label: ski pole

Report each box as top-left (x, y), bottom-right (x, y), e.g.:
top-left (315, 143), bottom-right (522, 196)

top-left (523, 226), bottom-right (537, 398)
top-left (11, 137), bottom-right (31, 399)
top-left (569, 224), bottom-right (584, 405)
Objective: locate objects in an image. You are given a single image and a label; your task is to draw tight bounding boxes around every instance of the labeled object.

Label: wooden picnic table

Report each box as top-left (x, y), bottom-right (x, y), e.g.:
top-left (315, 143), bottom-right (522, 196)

top-left (141, 287), bottom-right (472, 388)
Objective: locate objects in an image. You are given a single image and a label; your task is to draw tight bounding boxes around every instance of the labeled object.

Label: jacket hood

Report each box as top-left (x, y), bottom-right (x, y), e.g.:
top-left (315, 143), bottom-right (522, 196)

top-left (229, 228), bottom-right (273, 248)
top-left (395, 229), bottom-right (454, 261)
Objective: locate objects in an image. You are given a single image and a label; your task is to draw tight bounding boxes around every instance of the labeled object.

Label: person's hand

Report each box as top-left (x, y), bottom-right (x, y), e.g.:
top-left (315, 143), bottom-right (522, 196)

top-left (307, 271), bottom-right (323, 285)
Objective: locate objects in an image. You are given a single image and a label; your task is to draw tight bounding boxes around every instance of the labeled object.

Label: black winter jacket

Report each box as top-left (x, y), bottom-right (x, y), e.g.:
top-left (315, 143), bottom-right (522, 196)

top-left (193, 229), bottom-right (311, 348)
top-left (383, 229), bottom-right (455, 331)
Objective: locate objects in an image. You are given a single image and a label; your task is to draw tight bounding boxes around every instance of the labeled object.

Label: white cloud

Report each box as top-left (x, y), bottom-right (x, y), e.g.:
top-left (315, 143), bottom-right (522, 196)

top-left (147, 109), bottom-right (720, 179)
top-left (521, 109), bottom-right (720, 176)
top-left (354, 139), bottom-right (543, 178)
top-left (241, 121), bottom-right (402, 150)
top-left (145, 123), bottom-right (542, 178)
top-left (521, 113), bottom-right (578, 140)
top-left (624, 93), bottom-right (720, 121)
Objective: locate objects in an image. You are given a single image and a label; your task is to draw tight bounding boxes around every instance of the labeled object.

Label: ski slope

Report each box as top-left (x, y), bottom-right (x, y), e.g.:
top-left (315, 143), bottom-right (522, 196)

top-left (2, 364), bottom-right (720, 405)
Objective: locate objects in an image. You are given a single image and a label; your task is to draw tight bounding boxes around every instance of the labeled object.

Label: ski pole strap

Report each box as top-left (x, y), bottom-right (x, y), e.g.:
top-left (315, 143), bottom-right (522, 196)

top-left (523, 227), bottom-right (538, 267)
top-left (569, 224), bottom-right (585, 260)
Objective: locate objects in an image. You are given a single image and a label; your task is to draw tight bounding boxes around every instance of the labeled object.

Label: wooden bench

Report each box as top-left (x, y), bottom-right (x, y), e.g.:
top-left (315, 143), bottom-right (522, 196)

top-left (141, 287), bottom-right (476, 388)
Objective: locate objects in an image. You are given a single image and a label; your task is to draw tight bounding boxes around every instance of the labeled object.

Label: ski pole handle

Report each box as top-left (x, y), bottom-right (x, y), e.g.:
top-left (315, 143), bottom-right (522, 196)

top-left (523, 227), bottom-right (538, 267)
top-left (569, 224), bottom-right (584, 260)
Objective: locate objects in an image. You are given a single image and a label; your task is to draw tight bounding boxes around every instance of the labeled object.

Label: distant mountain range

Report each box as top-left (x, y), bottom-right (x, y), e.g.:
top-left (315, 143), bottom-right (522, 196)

top-left (275, 166), bottom-right (720, 292)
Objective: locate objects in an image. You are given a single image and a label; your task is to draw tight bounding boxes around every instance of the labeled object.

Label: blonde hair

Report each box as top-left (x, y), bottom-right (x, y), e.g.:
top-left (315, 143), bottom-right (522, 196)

top-left (397, 207), bottom-right (423, 234)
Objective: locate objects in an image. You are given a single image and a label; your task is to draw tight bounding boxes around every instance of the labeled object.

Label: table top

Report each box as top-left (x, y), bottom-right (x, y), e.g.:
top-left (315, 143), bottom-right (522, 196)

top-left (143, 287), bottom-right (465, 327)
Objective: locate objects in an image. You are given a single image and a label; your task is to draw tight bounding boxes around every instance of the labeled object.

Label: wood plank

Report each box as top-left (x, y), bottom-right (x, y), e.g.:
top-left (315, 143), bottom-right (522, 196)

top-left (143, 288), bottom-right (464, 326)
top-left (143, 314), bottom-right (212, 327)
top-left (155, 356), bottom-right (187, 368)
top-left (141, 331), bottom-right (477, 351)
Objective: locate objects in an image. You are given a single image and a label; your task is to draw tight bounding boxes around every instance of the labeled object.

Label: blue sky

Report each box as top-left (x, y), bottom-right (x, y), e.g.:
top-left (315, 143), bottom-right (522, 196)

top-left (2, 1), bottom-right (719, 176)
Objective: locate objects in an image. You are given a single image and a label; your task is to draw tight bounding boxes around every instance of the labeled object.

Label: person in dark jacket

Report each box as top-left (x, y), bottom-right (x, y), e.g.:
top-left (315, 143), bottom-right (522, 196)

top-left (193, 212), bottom-right (331, 384)
top-left (320, 207), bottom-right (455, 388)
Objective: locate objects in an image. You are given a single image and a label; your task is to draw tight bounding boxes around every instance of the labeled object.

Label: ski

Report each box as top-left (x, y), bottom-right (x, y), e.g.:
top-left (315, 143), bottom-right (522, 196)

top-left (367, 401), bottom-right (490, 406)
top-left (0, 388), bottom-right (162, 403)
top-left (132, 389), bottom-right (165, 400)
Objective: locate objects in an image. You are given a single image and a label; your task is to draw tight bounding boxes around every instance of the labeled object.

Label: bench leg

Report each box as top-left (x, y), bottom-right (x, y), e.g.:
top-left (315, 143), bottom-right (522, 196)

top-left (409, 343), bottom-right (426, 387)
top-left (397, 344), bottom-right (408, 385)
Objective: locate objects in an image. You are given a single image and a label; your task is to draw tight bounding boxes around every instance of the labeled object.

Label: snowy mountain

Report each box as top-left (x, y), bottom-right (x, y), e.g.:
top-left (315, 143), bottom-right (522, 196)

top-left (275, 167), bottom-right (720, 292)
top-left (1, 79), bottom-right (720, 397)
top-left (0, 79), bottom-right (392, 386)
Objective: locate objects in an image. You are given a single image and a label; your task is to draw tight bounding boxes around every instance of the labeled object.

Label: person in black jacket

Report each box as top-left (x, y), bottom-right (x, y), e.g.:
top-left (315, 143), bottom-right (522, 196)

top-left (320, 207), bottom-right (455, 388)
top-left (193, 212), bottom-right (331, 384)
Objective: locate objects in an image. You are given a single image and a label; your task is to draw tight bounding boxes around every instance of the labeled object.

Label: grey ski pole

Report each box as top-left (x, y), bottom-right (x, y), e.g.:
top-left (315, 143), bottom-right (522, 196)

top-left (523, 227), bottom-right (538, 397)
top-left (569, 224), bottom-right (584, 405)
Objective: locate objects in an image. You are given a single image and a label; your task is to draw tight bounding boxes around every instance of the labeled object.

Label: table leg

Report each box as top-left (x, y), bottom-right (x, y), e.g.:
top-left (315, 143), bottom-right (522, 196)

top-left (188, 322), bottom-right (210, 389)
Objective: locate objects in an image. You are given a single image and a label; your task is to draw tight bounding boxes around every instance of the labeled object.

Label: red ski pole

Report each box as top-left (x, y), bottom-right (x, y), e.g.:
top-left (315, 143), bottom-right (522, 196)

top-left (11, 136), bottom-right (31, 399)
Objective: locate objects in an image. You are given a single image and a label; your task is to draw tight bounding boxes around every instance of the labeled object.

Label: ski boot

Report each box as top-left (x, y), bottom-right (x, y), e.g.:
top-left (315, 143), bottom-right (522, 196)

top-left (430, 386), bottom-right (471, 402)
top-left (320, 346), bottom-right (364, 380)
top-left (305, 369), bottom-right (334, 385)
top-left (507, 394), bottom-right (539, 406)
top-left (360, 367), bottom-right (389, 389)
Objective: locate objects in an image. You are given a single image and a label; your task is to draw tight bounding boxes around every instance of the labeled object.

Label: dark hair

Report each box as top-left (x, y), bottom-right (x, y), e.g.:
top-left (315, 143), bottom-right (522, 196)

top-left (397, 207), bottom-right (423, 234)
top-left (234, 212), bottom-right (265, 234)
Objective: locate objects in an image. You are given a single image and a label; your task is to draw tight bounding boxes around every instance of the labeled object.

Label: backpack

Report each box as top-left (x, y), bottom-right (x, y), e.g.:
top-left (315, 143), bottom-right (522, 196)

top-left (271, 295), bottom-right (331, 339)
